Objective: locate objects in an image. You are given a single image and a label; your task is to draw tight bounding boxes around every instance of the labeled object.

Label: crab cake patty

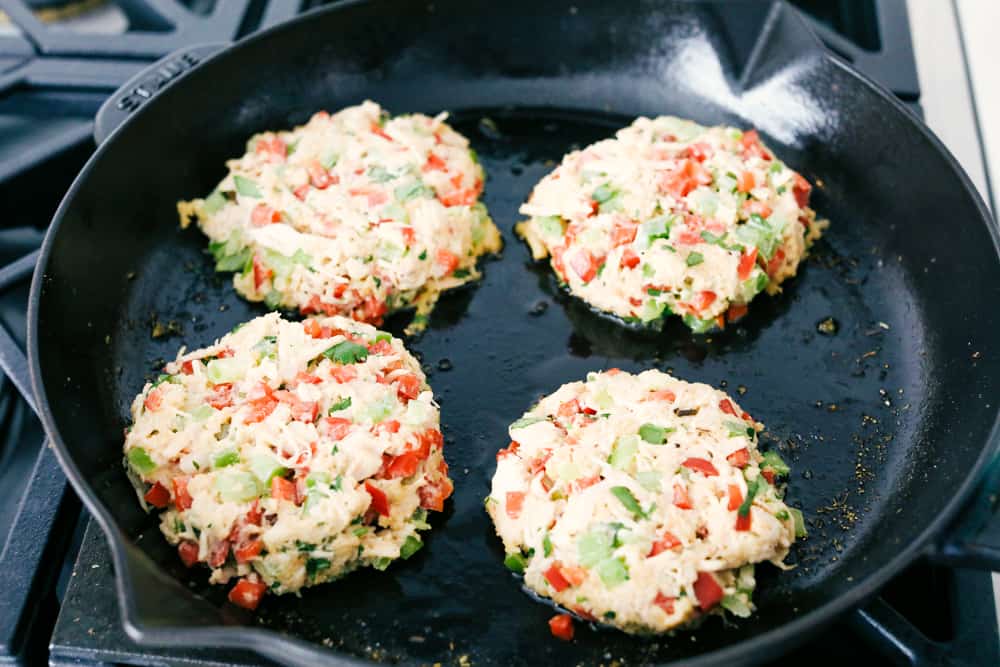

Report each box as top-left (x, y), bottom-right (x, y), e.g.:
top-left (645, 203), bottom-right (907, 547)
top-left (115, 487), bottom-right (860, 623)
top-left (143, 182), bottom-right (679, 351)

top-left (486, 369), bottom-right (802, 634)
top-left (517, 116), bottom-right (825, 333)
top-left (123, 313), bottom-right (452, 610)
top-left (178, 101), bottom-right (502, 335)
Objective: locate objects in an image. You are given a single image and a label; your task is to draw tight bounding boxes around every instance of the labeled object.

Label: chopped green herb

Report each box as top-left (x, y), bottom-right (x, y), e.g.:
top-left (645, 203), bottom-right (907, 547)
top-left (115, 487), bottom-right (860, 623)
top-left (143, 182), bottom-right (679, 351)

top-left (374, 332), bottom-right (392, 344)
top-left (323, 341), bottom-right (368, 364)
top-left (394, 181), bottom-right (434, 202)
top-left (418, 250), bottom-right (428, 260)
top-left (686, 252), bottom-right (705, 267)
top-left (504, 552), bottom-right (527, 574)
top-left (233, 175), bottom-right (262, 198)
top-left (543, 533), bottom-right (553, 557)
top-left (721, 593), bottom-right (753, 618)
top-left (329, 396), bottom-right (352, 413)
top-left (306, 557), bottom-right (331, 579)
top-left (610, 486), bottom-right (647, 519)
top-left (372, 557), bottom-right (394, 571)
top-left (638, 423), bottom-right (673, 444)
top-left (352, 526), bottom-right (369, 537)
top-left (213, 449), bottom-right (240, 468)
top-left (127, 447), bottom-right (156, 474)
top-left (761, 450), bottom-right (790, 476)
top-left (453, 268), bottom-right (471, 279)
top-left (738, 477), bottom-right (763, 517)
top-left (790, 507), bottom-right (808, 537)
top-left (511, 416), bottom-right (545, 429)
top-left (399, 535), bottom-right (423, 559)
top-left (775, 509), bottom-right (790, 521)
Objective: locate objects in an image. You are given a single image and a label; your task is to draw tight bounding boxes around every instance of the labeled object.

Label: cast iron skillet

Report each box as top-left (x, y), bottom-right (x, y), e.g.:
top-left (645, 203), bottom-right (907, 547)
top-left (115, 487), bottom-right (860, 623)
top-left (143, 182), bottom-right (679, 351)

top-left (22, 0), bottom-right (1000, 664)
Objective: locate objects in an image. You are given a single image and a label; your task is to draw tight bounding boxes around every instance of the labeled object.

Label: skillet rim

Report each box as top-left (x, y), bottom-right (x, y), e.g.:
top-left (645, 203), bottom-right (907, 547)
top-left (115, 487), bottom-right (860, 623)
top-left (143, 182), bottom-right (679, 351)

top-left (26, 1), bottom-right (1000, 664)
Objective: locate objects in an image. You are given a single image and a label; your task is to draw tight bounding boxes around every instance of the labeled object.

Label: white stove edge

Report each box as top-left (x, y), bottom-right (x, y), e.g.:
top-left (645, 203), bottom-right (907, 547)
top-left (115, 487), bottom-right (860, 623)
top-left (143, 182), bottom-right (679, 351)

top-left (909, 0), bottom-right (1000, 636)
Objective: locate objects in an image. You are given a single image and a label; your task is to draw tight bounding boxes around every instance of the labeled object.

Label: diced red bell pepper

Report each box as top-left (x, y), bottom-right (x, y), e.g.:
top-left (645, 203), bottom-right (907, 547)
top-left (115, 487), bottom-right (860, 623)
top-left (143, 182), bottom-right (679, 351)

top-left (560, 565), bottom-right (588, 587)
top-left (744, 199), bottom-right (772, 218)
top-left (736, 511), bottom-right (752, 531)
top-left (620, 248), bottom-right (641, 269)
top-left (682, 457), bottom-right (719, 477)
top-left (497, 440), bottom-right (520, 461)
top-left (375, 419), bottom-right (400, 435)
top-left (737, 248), bottom-right (758, 281)
top-left (271, 477), bottom-right (297, 502)
top-left (396, 374), bottom-right (422, 402)
top-left (653, 592), bottom-right (676, 615)
top-left (737, 171), bottom-right (756, 193)
top-left (610, 220), bottom-right (638, 246)
top-left (418, 475), bottom-right (453, 512)
top-left (740, 130), bottom-right (771, 161)
top-left (252, 254), bottom-right (272, 291)
top-left (228, 578), bottom-right (267, 611)
top-left (673, 483), bottom-right (693, 509)
top-left (177, 540), bottom-right (200, 568)
top-left (307, 160), bottom-right (333, 189)
top-left (181, 360), bottom-right (195, 374)
top-left (557, 399), bottom-right (580, 418)
top-left (548, 614), bottom-right (574, 641)
top-left (255, 135), bottom-right (286, 161)
top-left (329, 365), bottom-right (357, 383)
top-left (767, 248), bottom-right (787, 277)
top-left (719, 399), bottom-right (737, 416)
top-left (792, 173), bottom-right (812, 208)
top-left (293, 184), bottom-right (310, 201)
top-left (246, 501), bottom-right (263, 526)
top-left (207, 539), bottom-right (230, 568)
top-left (569, 250), bottom-right (597, 283)
top-left (726, 448), bottom-right (750, 469)
top-left (435, 248), bottom-right (460, 275)
top-left (371, 123), bottom-right (394, 142)
top-left (384, 451), bottom-right (421, 479)
top-left (506, 491), bottom-right (525, 519)
top-left (144, 482), bottom-right (170, 508)
top-left (365, 480), bottom-right (390, 516)
top-left (250, 203), bottom-right (281, 227)
top-left (423, 152), bottom-right (448, 172)
top-left (544, 563), bottom-right (571, 592)
top-left (691, 290), bottom-right (717, 313)
top-left (727, 484), bottom-right (743, 511)
top-left (273, 390), bottom-right (318, 423)
top-left (686, 142), bottom-right (713, 162)
top-left (172, 476), bottom-right (193, 511)
top-left (648, 531), bottom-right (682, 557)
top-left (649, 389), bottom-right (676, 402)
top-left (206, 383), bottom-right (233, 410)
top-left (761, 470), bottom-right (776, 484)
top-left (321, 417), bottom-right (353, 440)
top-left (144, 387), bottom-right (163, 412)
top-left (727, 303), bottom-right (749, 323)
top-left (234, 539), bottom-right (263, 563)
top-left (693, 571), bottom-right (724, 610)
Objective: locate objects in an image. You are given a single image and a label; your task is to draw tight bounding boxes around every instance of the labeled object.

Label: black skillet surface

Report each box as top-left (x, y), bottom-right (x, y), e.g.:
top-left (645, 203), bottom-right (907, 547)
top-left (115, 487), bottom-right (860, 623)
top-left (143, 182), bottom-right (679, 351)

top-left (27, 1), bottom-right (1000, 665)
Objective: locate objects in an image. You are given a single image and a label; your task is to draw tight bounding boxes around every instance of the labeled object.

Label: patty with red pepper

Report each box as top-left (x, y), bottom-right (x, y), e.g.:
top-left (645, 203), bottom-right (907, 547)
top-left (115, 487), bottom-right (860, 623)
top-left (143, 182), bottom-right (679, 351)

top-left (517, 116), bottom-right (826, 333)
top-left (123, 313), bottom-right (451, 610)
top-left (486, 369), bottom-right (804, 634)
top-left (178, 100), bottom-right (502, 335)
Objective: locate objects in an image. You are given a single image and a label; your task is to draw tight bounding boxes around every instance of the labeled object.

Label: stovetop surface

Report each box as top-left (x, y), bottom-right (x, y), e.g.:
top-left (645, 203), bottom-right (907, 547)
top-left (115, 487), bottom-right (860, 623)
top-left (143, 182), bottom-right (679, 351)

top-left (0, 1), bottom-right (994, 666)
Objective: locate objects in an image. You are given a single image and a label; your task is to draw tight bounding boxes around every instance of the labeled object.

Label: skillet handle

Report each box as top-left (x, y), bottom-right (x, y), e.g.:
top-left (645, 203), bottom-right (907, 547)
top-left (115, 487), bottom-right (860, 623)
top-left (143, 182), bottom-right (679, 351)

top-left (926, 452), bottom-right (1000, 570)
top-left (93, 42), bottom-right (227, 146)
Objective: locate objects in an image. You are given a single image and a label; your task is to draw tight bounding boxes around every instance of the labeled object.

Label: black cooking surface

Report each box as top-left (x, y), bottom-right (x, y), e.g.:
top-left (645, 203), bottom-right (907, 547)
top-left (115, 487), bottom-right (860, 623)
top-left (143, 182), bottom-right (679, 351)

top-left (0, 1), bottom-right (993, 666)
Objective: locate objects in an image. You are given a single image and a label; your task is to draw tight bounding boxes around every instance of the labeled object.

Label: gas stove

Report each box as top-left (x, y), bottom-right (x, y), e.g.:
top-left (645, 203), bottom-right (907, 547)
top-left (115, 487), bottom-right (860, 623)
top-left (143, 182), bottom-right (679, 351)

top-left (0, 2), bottom-right (994, 665)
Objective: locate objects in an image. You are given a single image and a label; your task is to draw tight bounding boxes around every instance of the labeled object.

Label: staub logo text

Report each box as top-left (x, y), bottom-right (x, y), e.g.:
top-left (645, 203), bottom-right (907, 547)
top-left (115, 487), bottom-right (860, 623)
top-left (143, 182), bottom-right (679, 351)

top-left (115, 52), bottom-right (202, 112)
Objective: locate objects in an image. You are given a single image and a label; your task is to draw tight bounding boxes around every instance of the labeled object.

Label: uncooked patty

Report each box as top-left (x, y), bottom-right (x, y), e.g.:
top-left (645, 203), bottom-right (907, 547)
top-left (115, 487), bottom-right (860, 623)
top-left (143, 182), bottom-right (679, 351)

top-left (179, 101), bottom-right (502, 335)
top-left (123, 313), bottom-right (452, 609)
top-left (517, 116), bottom-right (825, 333)
top-left (486, 369), bottom-right (802, 633)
